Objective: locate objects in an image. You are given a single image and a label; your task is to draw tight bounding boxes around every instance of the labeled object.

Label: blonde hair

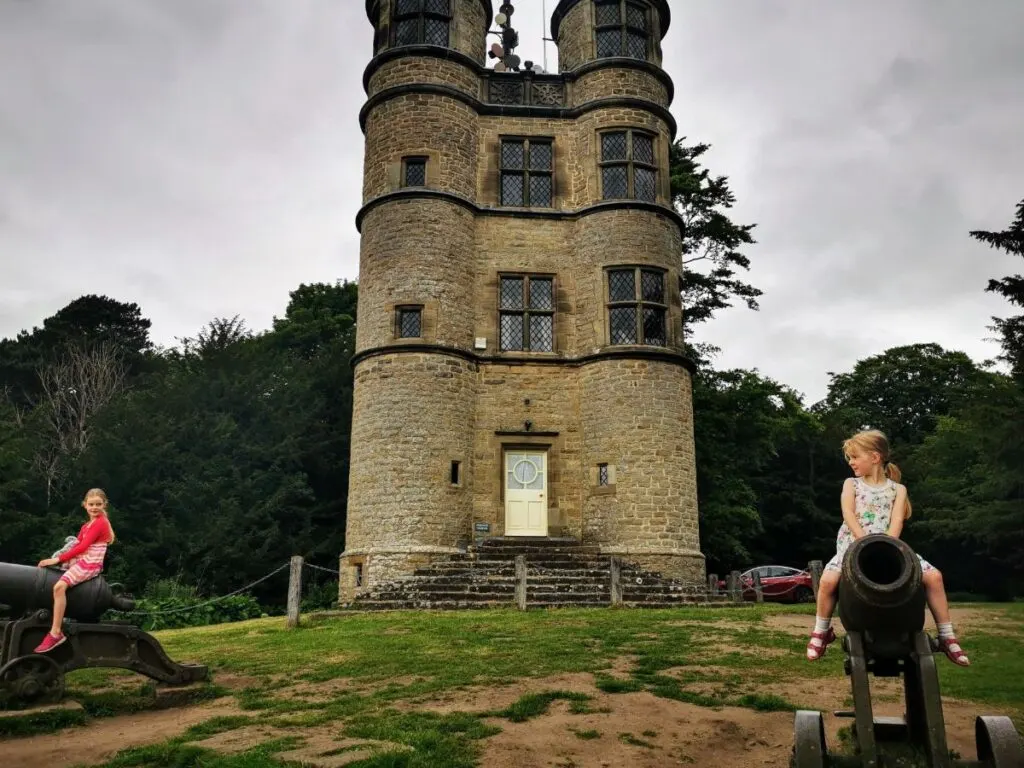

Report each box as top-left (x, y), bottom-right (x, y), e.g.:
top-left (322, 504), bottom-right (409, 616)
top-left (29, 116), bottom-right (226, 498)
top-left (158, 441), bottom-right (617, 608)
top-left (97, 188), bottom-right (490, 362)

top-left (83, 488), bottom-right (117, 544)
top-left (841, 430), bottom-right (912, 518)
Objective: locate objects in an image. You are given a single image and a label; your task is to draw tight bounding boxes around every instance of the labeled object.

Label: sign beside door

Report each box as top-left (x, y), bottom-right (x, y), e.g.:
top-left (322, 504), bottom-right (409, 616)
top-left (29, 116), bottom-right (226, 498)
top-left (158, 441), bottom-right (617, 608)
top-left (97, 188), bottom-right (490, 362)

top-left (504, 450), bottom-right (548, 536)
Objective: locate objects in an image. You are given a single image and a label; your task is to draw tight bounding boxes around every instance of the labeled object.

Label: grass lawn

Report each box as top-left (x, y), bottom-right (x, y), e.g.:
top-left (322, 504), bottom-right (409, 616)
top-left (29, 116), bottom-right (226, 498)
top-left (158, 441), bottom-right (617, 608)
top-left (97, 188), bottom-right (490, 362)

top-left (4, 602), bottom-right (1021, 767)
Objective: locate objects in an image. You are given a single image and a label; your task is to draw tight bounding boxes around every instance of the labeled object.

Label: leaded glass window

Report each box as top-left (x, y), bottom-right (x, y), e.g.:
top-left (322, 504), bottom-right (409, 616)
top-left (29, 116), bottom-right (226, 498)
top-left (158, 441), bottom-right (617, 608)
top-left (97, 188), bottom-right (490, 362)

top-left (600, 130), bottom-right (658, 202)
top-left (392, 0), bottom-right (451, 48)
top-left (499, 275), bottom-right (555, 352)
top-left (402, 157), bottom-right (427, 187)
top-left (594, 0), bottom-right (650, 60)
top-left (606, 267), bottom-right (667, 346)
top-left (500, 138), bottom-right (554, 207)
top-left (396, 306), bottom-right (422, 338)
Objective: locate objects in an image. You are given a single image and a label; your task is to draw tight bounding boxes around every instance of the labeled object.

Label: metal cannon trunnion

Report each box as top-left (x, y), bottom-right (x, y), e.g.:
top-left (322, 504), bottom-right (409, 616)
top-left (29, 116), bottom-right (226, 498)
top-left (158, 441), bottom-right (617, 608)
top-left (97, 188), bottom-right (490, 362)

top-left (0, 562), bottom-right (208, 708)
top-left (791, 535), bottom-right (1021, 768)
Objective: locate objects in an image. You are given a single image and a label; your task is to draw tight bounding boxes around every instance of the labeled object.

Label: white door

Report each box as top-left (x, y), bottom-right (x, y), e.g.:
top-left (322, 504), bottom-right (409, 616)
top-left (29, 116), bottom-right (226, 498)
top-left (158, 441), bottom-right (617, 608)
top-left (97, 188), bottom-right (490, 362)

top-left (504, 450), bottom-right (548, 536)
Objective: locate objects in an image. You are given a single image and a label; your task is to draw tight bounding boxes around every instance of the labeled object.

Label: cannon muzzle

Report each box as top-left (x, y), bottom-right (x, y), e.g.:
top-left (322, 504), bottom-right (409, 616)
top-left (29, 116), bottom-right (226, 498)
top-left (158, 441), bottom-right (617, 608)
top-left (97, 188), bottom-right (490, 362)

top-left (0, 562), bottom-right (135, 622)
top-left (838, 534), bottom-right (926, 638)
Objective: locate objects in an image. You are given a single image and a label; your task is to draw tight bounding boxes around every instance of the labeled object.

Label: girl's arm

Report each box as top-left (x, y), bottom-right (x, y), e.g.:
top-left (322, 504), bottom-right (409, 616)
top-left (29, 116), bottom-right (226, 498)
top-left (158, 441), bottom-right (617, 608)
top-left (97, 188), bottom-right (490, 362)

top-left (841, 477), bottom-right (865, 538)
top-left (887, 484), bottom-right (909, 539)
top-left (57, 518), bottom-right (111, 563)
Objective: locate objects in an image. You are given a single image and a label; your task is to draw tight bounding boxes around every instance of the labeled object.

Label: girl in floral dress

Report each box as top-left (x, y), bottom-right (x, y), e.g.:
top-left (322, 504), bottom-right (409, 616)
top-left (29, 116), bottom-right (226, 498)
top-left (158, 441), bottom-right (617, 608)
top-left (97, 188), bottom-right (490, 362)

top-left (805, 430), bottom-right (969, 666)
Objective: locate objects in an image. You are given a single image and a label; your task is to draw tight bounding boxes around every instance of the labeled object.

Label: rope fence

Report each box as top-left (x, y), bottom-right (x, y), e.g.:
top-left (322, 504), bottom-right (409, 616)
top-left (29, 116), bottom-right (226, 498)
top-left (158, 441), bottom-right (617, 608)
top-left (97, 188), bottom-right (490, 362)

top-left (107, 555), bottom-right (343, 628)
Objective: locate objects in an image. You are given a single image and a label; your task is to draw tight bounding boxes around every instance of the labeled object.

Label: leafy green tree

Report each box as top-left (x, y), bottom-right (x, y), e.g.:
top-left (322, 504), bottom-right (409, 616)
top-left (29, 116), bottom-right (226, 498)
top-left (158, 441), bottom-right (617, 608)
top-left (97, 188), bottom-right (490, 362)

top-left (0, 395), bottom-right (38, 562)
top-left (693, 367), bottom-right (823, 572)
top-left (821, 343), bottom-right (983, 450)
top-left (910, 373), bottom-right (1024, 598)
top-left (0, 295), bottom-right (153, 406)
top-left (670, 139), bottom-right (761, 329)
top-left (970, 199), bottom-right (1024, 380)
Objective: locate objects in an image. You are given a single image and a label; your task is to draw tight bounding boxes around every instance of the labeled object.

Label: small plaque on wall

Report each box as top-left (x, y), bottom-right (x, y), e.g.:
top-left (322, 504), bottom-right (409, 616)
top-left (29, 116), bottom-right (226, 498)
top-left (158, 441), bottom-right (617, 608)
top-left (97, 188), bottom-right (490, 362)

top-left (474, 522), bottom-right (491, 533)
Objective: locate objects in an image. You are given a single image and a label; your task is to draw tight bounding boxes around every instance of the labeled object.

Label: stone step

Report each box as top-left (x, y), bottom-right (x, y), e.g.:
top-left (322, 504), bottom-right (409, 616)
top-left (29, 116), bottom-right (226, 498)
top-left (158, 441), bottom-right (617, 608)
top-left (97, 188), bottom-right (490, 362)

top-left (525, 569), bottom-right (611, 579)
top-left (406, 573), bottom-right (519, 584)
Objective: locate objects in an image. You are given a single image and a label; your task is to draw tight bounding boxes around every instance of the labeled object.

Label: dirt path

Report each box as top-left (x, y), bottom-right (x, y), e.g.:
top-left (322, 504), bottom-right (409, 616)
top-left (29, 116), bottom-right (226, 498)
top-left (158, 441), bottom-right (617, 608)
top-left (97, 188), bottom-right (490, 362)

top-left (3, 697), bottom-right (243, 768)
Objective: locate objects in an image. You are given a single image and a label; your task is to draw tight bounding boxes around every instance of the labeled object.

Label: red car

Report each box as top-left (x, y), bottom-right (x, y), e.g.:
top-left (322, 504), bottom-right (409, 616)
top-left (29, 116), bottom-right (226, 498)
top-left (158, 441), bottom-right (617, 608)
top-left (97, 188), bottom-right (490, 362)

top-left (719, 565), bottom-right (815, 604)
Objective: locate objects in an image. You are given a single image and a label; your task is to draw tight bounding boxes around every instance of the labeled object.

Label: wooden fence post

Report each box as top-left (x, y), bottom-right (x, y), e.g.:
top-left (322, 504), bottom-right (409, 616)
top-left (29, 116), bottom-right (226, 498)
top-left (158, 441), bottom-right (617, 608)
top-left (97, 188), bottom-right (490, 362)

top-left (752, 571), bottom-right (764, 603)
top-left (515, 555), bottom-right (527, 611)
top-left (809, 560), bottom-right (823, 599)
top-left (610, 557), bottom-right (622, 606)
top-left (728, 570), bottom-right (742, 602)
top-left (708, 573), bottom-right (719, 596)
top-left (287, 556), bottom-right (304, 628)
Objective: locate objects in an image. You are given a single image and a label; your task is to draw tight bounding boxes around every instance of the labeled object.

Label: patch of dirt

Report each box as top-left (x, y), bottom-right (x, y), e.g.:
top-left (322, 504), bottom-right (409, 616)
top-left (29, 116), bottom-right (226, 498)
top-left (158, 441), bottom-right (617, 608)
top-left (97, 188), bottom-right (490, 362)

top-left (409, 673), bottom-right (596, 714)
top-left (193, 724), bottom-right (412, 767)
top-left (601, 655), bottom-right (638, 679)
top-left (699, 644), bottom-right (788, 658)
top-left (762, 607), bottom-right (1010, 639)
top-left (3, 696), bottom-right (244, 768)
top-left (666, 619), bottom-right (753, 632)
top-left (280, 674), bottom-right (424, 702)
top-left (481, 692), bottom-right (795, 768)
top-left (210, 671), bottom-right (264, 690)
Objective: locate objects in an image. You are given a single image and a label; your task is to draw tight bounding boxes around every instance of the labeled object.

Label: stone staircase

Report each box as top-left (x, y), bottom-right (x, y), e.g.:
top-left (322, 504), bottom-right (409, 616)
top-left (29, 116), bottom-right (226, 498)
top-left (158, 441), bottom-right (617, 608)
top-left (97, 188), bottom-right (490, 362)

top-left (347, 537), bottom-right (733, 610)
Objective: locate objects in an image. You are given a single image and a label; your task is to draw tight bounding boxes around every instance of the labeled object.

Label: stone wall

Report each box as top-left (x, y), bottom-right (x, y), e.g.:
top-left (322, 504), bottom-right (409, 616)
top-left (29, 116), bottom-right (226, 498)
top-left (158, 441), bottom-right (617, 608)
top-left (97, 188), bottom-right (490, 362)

top-left (344, 352), bottom-right (478, 590)
top-left (579, 358), bottom-right (703, 581)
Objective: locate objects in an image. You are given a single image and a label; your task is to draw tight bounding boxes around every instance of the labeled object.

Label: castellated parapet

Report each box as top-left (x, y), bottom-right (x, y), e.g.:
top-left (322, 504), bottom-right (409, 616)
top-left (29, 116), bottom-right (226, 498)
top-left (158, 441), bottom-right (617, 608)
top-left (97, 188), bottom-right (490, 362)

top-left (341, 0), bottom-right (703, 602)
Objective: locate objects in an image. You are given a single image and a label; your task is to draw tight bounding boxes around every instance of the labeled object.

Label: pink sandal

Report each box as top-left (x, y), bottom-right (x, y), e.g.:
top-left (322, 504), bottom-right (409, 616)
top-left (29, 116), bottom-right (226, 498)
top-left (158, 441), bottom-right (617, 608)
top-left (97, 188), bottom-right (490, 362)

top-left (806, 627), bottom-right (836, 661)
top-left (937, 636), bottom-right (970, 666)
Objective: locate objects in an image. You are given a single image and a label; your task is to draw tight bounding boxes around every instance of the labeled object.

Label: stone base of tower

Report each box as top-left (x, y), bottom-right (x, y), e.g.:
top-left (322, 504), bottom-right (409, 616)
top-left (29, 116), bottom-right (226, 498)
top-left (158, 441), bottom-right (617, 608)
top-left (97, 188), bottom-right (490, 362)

top-left (338, 546), bottom-right (464, 604)
top-left (600, 548), bottom-right (706, 583)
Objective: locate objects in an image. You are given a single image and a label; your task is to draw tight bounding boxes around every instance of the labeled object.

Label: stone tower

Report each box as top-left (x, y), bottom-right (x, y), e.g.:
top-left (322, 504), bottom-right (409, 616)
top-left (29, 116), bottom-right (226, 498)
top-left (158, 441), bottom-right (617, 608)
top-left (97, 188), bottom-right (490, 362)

top-left (341, 0), bottom-right (703, 602)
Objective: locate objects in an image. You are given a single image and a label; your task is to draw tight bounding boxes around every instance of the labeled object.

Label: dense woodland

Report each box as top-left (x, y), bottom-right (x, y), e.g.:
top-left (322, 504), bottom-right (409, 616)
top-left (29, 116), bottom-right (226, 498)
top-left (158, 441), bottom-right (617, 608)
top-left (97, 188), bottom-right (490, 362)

top-left (1, 143), bottom-right (1021, 605)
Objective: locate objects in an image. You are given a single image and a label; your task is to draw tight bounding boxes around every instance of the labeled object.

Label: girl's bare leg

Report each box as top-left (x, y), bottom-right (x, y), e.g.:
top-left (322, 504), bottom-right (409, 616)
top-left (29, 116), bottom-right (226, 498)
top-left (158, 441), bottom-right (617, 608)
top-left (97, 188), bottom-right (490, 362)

top-left (923, 568), bottom-right (970, 666)
top-left (50, 581), bottom-right (68, 636)
top-left (807, 571), bottom-right (841, 660)
top-left (815, 570), bottom-right (840, 618)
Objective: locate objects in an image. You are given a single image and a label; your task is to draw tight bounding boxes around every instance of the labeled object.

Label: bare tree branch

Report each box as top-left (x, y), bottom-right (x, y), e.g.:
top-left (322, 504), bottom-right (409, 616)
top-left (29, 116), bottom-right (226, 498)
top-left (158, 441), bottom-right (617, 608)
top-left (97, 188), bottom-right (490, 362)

top-left (33, 341), bottom-right (128, 505)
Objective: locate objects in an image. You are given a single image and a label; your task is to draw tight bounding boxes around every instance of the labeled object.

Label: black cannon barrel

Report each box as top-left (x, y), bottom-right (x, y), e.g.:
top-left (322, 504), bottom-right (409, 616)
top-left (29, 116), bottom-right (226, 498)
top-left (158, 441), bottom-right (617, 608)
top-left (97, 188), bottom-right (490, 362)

top-left (0, 561), bottom-right (135, 622)
top-left (838, 534), bottom-right (926, 635)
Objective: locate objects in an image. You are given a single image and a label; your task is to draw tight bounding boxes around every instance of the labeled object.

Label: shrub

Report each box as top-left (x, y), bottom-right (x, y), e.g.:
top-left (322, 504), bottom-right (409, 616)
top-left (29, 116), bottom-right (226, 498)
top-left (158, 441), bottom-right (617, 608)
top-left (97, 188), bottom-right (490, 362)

top-left (108, 594), bottom-right (263, 631)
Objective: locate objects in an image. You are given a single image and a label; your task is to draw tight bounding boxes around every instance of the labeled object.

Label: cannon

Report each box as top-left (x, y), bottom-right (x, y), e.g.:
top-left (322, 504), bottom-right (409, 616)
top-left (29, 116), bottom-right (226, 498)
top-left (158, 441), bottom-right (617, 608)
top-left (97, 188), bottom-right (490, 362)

top-left (791, 535), bottom-right (1022, 767)
top-left (0, 562), bottom-right (208, 709)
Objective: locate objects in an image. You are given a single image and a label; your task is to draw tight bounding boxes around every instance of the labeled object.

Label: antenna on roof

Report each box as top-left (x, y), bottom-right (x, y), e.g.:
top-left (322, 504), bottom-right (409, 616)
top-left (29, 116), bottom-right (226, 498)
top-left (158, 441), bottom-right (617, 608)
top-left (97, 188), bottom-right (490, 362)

top-left (487, 2), bottom-right (522, 72)
top-left (540, 0), bottom-right (556, 73)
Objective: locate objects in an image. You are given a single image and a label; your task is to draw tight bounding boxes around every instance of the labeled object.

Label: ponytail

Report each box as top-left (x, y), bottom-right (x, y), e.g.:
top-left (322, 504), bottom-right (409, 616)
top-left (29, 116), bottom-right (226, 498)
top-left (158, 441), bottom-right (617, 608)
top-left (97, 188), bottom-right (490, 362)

top-left (885, 461), bottom-right (912, 518)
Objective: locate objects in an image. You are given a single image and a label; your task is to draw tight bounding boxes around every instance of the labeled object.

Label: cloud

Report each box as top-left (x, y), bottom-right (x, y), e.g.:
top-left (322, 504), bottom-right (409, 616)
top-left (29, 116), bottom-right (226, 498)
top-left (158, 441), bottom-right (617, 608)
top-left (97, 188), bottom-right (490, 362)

top-left (1, 0), bottom-right (1021, 401)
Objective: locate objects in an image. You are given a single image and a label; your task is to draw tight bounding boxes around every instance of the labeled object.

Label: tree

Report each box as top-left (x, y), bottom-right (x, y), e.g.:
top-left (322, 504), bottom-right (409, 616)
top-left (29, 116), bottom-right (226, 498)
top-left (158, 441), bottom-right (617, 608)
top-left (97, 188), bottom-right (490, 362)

top-left (671, 139), bottom-right (761, 329)
top-left (692, 367), bottom-right (821, 572)
top-left (910, 373), bottom-right (1024, 598)
top-left (0, 295), bottom-right (153, 406)
top-left (0, 392), bottom-right (37, 562)
top-left (970, 199), bottom-right (1024, 380)
top-left (32, 342), bottom-right (128, 505)
top-left (820, 343), bottom-right (983, 450)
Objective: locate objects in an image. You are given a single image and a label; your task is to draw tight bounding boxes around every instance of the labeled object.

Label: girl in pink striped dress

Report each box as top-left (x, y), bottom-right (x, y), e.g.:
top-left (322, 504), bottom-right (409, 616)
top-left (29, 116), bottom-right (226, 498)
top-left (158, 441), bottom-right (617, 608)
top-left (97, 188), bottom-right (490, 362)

top-left (34, 488), bottom-right (117, 653)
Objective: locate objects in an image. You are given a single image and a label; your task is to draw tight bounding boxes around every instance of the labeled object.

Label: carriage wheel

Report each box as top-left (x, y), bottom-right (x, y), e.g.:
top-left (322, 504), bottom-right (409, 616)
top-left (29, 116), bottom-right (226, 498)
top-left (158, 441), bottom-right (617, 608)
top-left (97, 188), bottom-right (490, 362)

top-left (791, 710), bottom-right (827, 768)
top-left (0, 654), bottom-right (65, 708)
top-left (976, 716), bottom-right (1023, 767)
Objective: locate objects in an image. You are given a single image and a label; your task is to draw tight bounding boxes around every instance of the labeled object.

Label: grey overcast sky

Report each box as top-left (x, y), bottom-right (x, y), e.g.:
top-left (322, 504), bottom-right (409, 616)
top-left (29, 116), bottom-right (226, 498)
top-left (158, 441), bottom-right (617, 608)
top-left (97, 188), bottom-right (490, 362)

top-left (1, 1), bottom-right (1022, 403)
